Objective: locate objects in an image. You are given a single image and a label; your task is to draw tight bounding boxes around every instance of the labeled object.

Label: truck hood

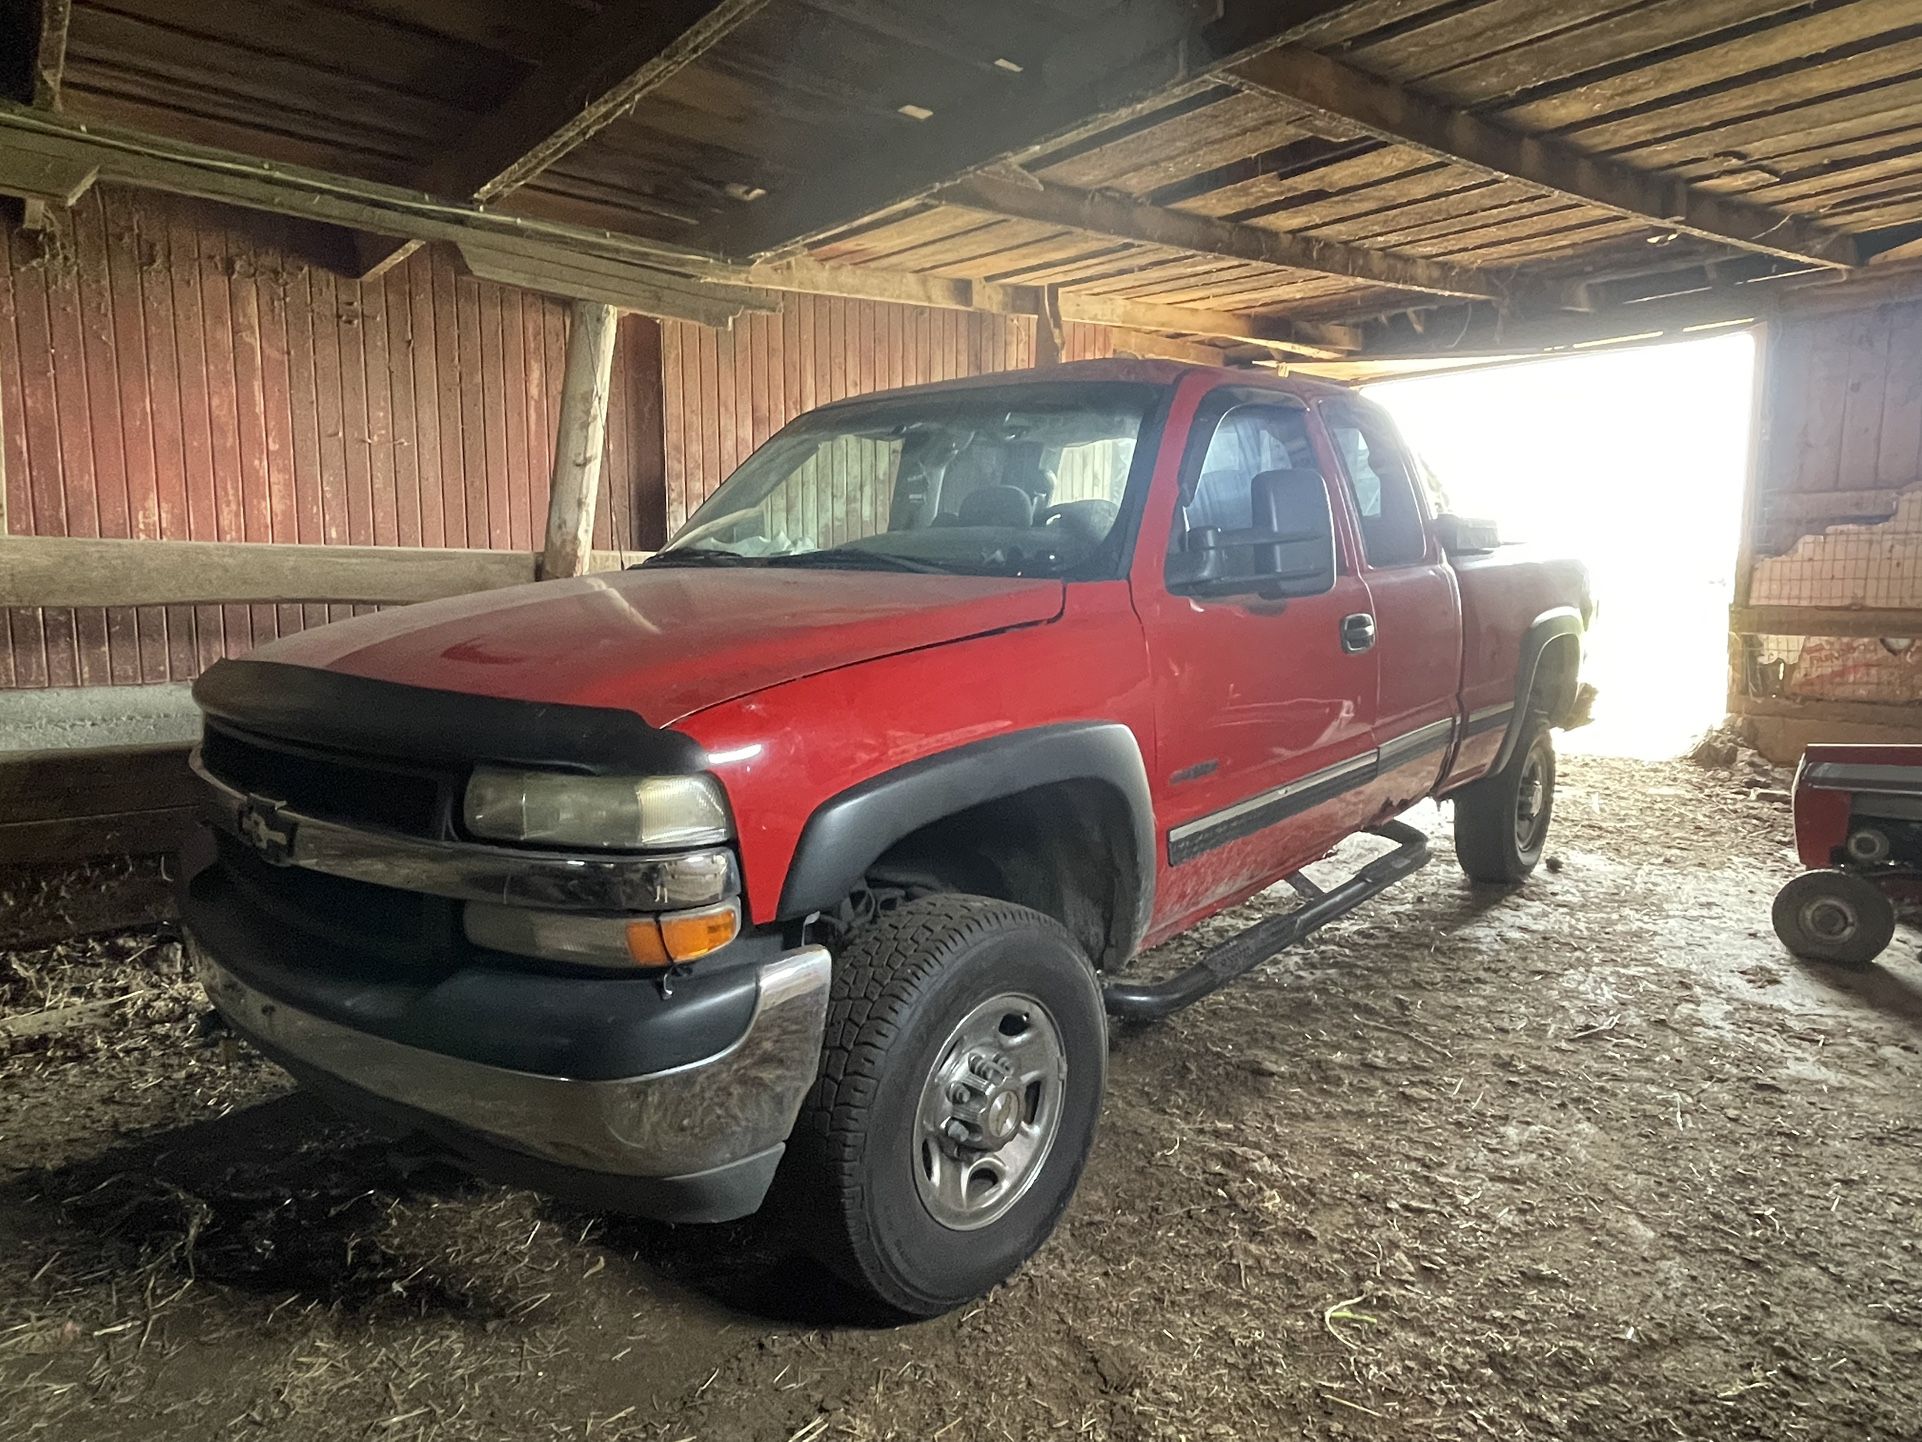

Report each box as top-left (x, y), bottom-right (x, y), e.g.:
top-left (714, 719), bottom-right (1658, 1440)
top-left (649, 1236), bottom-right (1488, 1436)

top-left (246, 566), bottom-right (1065, 725)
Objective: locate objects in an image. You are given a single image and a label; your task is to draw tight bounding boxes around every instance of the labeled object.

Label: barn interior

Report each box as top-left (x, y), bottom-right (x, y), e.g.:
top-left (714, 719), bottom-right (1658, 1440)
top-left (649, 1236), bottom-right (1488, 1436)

top-left (2, 3), bottom-right (1920, 1437)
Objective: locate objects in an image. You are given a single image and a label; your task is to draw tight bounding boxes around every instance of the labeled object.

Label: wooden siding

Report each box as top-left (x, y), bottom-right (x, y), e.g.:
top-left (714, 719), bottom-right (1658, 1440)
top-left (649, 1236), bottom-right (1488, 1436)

top-left (1756, 301), bottom-right (1922, 512)
top-left (1736, 301), bottom-right (1922, 723)
top-left (0, 188), bottom-right (664, 689)
top-left (659, 294), bottom-right (1113, 531)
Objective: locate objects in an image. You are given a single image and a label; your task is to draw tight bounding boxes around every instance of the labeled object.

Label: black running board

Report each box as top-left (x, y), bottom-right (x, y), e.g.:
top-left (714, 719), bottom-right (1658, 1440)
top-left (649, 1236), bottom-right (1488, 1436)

top-left (1102, 820), bottom-right (1432, 1021)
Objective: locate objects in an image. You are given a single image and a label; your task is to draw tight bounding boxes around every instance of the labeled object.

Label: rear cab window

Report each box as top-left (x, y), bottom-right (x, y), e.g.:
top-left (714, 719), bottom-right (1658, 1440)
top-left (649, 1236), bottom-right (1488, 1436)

top-left (1321, 400), bottom-right (1432, 568)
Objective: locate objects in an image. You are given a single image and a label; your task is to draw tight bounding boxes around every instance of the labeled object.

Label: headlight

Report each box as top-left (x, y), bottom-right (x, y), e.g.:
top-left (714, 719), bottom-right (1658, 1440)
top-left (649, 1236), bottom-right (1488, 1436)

top-left (463, 768), bottom-right (731, 849)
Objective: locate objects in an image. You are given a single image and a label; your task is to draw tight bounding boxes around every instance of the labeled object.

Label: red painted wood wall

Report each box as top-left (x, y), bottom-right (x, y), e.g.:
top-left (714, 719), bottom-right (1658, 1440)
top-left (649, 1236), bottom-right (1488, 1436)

top-left (3, 190), bottom-right (1116, 692)
top-left (0, 189), bottom-right (664, 689)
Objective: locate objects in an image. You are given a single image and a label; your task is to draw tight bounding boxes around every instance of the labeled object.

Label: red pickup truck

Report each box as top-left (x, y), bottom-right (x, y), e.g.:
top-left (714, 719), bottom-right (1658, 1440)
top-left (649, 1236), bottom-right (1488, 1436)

top-left (184, 360), bottom-right (1590, 1316)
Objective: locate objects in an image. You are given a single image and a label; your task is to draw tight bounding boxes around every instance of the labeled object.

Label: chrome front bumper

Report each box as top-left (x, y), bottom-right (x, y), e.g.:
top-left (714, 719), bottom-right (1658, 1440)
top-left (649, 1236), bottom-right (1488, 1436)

top-left (194, 939), bottom-right (831, 1217)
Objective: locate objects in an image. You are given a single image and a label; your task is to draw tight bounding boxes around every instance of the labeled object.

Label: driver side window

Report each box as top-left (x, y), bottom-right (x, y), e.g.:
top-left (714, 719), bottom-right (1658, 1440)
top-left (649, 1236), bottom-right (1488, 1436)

top-left (1168, 403), bottom-right (1317, 578)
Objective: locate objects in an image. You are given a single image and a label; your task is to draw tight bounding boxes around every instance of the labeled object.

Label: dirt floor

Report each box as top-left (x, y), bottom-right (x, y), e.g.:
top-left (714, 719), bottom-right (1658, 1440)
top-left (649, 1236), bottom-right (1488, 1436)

top-left (2, 753), bottom-right (1919, 1441)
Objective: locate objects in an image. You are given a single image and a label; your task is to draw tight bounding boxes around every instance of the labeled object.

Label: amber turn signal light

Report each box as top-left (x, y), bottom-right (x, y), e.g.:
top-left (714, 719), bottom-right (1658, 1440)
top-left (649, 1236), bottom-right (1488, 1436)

top-left (625, 902), bottom-right (740, 967)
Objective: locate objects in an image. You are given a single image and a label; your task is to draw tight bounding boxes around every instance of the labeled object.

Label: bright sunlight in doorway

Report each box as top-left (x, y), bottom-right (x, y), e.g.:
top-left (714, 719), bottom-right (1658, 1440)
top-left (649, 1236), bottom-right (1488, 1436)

top-left (1369, 330), bottom-right (1757, 760)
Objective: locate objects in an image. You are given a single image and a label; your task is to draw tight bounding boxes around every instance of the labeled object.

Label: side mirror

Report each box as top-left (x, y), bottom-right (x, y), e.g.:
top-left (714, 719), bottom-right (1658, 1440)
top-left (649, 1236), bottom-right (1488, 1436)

top-left (1169, 468), bottom-right (1336, 599)
top-left (1435, 512), bottom-right (1500, 557)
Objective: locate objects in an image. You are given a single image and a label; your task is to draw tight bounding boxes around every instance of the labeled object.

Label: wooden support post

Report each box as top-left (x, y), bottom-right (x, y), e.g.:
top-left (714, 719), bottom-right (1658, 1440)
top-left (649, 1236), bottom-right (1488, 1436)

top-left (1731, 322), bottom-right (1772, 612)
top-left (1032, 286), bottom-right (1065, 368)
top-left (542, 301), bottom-right (621, 579)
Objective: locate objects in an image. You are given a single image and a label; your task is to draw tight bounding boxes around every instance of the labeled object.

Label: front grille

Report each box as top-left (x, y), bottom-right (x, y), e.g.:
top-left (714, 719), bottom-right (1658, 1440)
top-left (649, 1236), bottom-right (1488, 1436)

top-left (216, 834), bottom-right (461, 977)
top-left (201, 722), bottom-right (457, 837)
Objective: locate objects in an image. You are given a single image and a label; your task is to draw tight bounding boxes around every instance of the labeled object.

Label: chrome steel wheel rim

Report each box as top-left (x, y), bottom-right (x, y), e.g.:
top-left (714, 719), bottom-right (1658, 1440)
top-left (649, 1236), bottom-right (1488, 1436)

top-left (1515, 749), bottom-right (1548, 854)
top-left (912, 991), bottom-right (1066, 1232)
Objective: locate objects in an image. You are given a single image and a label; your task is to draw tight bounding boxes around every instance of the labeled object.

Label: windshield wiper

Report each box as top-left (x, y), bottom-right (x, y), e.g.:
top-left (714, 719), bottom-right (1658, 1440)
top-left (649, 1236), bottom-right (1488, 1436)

top-left (762, 549), bottom-right (954, 574)
top-left (639, 550), bottom-right (770, 568)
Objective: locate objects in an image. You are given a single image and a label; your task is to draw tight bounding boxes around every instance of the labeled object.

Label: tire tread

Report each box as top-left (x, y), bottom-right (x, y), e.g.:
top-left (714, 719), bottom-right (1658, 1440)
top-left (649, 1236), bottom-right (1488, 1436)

top-left (791, 894), bottom-right (1091, 1304)
top-left (1454, 723), bottom-right (1553, 884)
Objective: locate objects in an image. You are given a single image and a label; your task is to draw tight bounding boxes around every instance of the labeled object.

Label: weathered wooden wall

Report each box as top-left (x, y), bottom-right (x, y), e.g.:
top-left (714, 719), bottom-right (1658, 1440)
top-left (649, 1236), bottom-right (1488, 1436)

top-left (2, 191), bottom-right (1123, 693)
top-left (660, 296), bottom-right (1114, 532)
top-left (1749, 301), bottom-right (1922, 560)
top-left (0, 188), bottom-right (664, 689)
top-left (1734, 303), bottom-right (1922, 756)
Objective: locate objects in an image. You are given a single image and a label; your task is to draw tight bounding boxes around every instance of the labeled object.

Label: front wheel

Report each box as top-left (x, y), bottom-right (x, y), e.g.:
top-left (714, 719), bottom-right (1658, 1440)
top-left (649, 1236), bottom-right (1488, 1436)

top-left (1453, 724), bottom-right (1556, 884)
top-left (1772, 870), bottom-right (1896, 966)
top-left (782, 895), bottom-right (1106, 1317)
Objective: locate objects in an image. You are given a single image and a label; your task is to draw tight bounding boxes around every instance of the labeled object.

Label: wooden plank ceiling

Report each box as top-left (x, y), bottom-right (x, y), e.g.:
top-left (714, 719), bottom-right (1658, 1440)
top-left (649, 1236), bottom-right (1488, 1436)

top-left (19, 0), bottom-right (1922, 364)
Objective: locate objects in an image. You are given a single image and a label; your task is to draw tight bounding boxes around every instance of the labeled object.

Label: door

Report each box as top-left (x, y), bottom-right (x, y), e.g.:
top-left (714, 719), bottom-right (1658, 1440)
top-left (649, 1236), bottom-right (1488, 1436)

top-left (1320, 398), bottom-right (1463, 809)
top-left (1135, 388), bottom-right (1380, 929)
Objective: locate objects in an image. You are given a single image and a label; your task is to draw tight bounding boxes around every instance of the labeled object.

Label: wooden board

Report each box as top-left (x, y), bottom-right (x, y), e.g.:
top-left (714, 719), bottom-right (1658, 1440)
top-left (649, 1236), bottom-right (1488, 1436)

top-left (0, 807), bottom-right (198, 864)
top-left (0, 534), bottom-right (539, 607)
top-left (0, 743), bottom-right (196, 824)
top-left (1731, 605), bottom-right (1922, 639)
top-left (0, 742), bottom-right (197, 865)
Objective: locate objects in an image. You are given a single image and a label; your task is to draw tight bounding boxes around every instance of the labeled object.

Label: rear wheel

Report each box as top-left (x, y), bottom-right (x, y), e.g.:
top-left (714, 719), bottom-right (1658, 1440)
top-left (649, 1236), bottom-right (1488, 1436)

top-left (1772, 870), bottom-right (1895, 966)
top-left (783, 894), bottom-right (1106, 1318)
top-left (1454, 724), bottom-right (1555, 884)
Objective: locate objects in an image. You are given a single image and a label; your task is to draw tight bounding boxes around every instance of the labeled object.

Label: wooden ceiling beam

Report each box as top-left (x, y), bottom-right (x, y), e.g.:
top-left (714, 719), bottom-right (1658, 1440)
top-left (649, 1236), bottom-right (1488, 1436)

top-left (1332, 259), bottom-right (1922, 367)
top-left (934, 171), bottom-right (1567, 307)
top-left (0, 103), bottom-right (778, 327)
top-left (714, 0), bottom-right (1365, 259)
top-left (356, 0), bottom-right (771, 278)
top-left (742, 255), bottom-right (1362, 358)
top-left (1231, 46), bottom-right (1862, 273)
top-left (1107, 333), bottom-right (1242, 367)
top-left (0, 102), bottom-right (1363, 352)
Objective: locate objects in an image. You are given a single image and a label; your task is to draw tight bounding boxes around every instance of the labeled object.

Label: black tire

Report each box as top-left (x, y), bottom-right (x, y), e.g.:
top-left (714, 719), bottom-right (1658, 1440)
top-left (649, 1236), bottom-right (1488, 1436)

top-left (782, 894), bottom-right (1106, 1318)
top-left (1453, 724), bottom-right (1555, 884)
top-left (1772, 870), bottom-right (1896, 966)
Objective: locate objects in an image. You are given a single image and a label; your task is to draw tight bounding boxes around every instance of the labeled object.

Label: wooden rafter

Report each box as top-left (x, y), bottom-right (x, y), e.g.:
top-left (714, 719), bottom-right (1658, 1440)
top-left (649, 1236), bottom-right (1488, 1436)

top-left (0, 102), bottom-right (778, 327)
top-left (1231, 47), bottom-right (1862, 274)
top-left (1326, 257), bottom-right (1922, 368)
top-left (713, 0), bottom-right (1364, 259)
top-left (0, 102), bottom-right (1363, 353)
top-left (357, 0), bottom-right (772, 278)
top-left (742, 256), bottom-right (1363, 358)
top-left (934, 171), bottom-right (1553, 307)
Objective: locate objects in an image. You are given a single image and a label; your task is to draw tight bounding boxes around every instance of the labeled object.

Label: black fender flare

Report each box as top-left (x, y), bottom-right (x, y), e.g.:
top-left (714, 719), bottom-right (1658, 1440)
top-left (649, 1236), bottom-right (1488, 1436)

top-left (1491, 607), bottom-right (1585, 773)
top-left (778, 721), bottom-right (1156, 954)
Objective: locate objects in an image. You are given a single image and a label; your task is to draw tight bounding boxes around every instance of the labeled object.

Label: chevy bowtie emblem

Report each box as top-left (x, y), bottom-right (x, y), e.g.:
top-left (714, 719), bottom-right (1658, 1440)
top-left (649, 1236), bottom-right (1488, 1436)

top-left (236, 794), bottom-right (298, 866)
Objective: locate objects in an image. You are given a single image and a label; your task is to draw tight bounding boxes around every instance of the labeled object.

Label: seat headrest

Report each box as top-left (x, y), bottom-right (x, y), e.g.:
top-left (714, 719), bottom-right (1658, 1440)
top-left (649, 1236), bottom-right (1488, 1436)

top-left (955, 484), bottom-right (1035, 528)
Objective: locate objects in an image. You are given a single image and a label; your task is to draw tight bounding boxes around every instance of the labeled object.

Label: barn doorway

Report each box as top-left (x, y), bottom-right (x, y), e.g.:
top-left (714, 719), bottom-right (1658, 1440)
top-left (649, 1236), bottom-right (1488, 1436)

top-left (1368, 330), bottom-right (1758, 759)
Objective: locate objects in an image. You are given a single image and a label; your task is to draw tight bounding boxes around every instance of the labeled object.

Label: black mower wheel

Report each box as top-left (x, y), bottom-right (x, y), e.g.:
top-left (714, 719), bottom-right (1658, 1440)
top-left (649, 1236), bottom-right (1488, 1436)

top-left (1771, 869), bottom-right (1896, 966)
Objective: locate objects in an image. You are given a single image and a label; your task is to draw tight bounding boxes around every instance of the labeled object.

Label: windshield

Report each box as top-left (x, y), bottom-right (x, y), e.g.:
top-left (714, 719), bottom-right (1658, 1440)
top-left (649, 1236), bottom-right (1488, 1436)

top-left (654, 382), bottom-right (1158, 579)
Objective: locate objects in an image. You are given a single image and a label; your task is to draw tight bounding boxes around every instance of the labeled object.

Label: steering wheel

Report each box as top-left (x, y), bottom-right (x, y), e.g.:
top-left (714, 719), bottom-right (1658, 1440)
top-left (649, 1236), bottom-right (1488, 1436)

top-left (1036, 499), bottom-right (1120, 544)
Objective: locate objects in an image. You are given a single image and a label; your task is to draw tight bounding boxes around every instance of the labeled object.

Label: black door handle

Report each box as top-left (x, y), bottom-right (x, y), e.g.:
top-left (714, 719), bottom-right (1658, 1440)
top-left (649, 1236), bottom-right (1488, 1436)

top-left (1341, 612), bottom-right (1376, 653)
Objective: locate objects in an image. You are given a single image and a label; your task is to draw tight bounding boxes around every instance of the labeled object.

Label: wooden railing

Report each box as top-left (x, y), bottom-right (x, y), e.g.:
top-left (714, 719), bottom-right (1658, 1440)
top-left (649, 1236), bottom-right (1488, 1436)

top-left (0, 534), bottom-right (650, 608)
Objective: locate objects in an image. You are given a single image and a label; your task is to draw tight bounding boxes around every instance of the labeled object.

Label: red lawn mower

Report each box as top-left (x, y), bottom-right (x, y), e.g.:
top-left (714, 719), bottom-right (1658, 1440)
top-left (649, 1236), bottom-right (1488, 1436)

top-left (1774, 745), bottom-right (1922, 966)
